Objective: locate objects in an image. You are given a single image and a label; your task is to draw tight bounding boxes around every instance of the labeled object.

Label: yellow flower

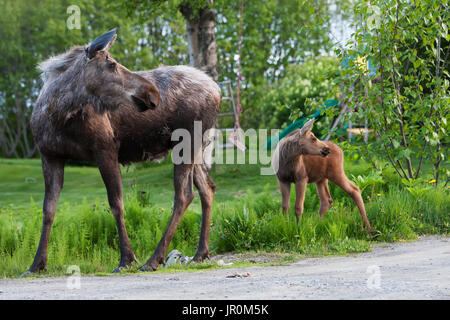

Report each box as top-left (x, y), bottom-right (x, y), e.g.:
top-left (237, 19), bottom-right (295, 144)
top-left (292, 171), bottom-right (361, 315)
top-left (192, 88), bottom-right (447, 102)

top-left (355, 55), bottom-right (368, 72)
top-left (428, 179), bottom-right (436, 184)
top-left (161, 208), bottom-right (165, 211)
top-left (377, 193), bottom-right (382, 197)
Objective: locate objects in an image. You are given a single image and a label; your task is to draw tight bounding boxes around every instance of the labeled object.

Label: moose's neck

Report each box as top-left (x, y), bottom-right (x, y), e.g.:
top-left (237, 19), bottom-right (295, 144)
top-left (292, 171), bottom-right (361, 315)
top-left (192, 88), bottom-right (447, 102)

top-left (36, 56), bottom-right (111, 129)
top-left (278, 136), bottom-right (303, 165)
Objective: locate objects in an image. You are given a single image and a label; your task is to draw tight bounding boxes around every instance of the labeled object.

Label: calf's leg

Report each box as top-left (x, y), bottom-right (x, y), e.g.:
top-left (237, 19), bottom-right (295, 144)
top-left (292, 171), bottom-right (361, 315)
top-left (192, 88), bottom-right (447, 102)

top-left (329, 174), bottom-right (372, 232)
top-left (279, 181), bottom-right (291, 214)
top-left (23, 156), bottom-right (65, 275)
top-left (294, 179), bottom-right (307, 221)
top-left (316, 179), bottom-right (333, 217)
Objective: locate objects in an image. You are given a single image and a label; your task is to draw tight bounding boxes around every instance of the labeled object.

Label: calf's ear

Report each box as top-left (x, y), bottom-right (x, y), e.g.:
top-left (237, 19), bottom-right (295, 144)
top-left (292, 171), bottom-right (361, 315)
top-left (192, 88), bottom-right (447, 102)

top-left (299, 119), bottom-right (315, 136)
top-left (131, 83), bottom-right (160, 112)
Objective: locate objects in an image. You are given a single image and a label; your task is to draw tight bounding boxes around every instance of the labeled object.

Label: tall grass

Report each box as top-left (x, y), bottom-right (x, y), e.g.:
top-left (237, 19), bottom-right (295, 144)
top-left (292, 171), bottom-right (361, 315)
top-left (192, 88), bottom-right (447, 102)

top-left (212, 186), bottom-right (449, 254)
top-left (0, 182), bottom-right (448, 278)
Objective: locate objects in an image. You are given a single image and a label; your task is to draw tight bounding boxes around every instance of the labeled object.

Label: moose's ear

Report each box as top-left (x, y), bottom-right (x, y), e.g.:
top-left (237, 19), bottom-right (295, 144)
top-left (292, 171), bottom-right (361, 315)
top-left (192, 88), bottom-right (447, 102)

top-left (131, 83), bottom-right (160, 112)
top-left (103, 34), bottom-right (117, 52)
top-left (299, 119), bottom-right (314, 136)
top-left (86, 28), bottom-right (117, 59)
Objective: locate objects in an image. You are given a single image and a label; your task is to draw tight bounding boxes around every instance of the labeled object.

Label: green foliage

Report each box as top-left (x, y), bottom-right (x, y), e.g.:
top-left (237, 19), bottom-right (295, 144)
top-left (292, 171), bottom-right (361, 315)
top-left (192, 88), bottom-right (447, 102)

top-left (216, 0), bottom-right (342, 129)
top-left (120, 0), bottom-right (340, 84)
top-left (213, 185), bottom-right (449, 252)
top-left (351, 170), bottom-right (385, 201)
top-left (339, 0), bottom-right (450, 184)
top-left (1, 157), bottom-right (448, 278)
top-left (351, 170), bottom-right (385, 193)
top-left (252, 56), bottom-right (340, 131)
top-left (400, 178), bottom-right (434, 199)
top-left (0, 190), bottom-right (203, 277)
top-left (111, 0), bottom-right (347, 129)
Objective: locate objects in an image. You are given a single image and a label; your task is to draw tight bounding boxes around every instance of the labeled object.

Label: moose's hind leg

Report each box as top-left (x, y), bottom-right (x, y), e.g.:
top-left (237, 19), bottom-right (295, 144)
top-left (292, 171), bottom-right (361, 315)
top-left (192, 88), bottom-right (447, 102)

top-left (140, 164), bottom-right (195, 271)
top-left (330, 174), bottom-right (372, 232)
top-left (23, 156), bottom-right (65, 276)
top-left (316, 179), bottom-right (333, 217)
top-left (192, 164), bottom-right (216, 262)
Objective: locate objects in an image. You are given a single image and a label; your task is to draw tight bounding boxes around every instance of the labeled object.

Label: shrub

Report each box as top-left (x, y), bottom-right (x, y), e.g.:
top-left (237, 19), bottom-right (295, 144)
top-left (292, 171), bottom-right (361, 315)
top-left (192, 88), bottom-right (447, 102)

top-left (253, 56), bottom-right (340, 134)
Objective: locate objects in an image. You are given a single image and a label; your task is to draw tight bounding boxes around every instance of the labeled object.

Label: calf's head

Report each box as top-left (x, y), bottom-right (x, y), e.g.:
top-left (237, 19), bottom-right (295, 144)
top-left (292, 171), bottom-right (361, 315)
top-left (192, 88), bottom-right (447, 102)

top-left (296, 119), bottom-right (330, 157)
top-left (82, 29), bottom-right (159, 112)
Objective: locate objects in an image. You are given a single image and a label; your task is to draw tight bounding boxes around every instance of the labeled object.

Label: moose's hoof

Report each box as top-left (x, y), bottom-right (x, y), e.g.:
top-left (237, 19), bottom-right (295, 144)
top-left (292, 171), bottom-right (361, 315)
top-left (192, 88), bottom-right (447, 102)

top-left (112, 257), bottom-right (139, 273)
top-left (138, 263), bottom-right (158, 272)
top-left (21, 263), bottom-right (46, 277)
top-left (138, 257), bottom-right (160, 272)
top-left (20, 270), bottom-right (34, 278)
top-left (193, 251), bottom-right (210, 263)
top-left (20, 268), bottom-right (43, 278)
top-left (112, 266), bottom-right (128, 274)
top-left (369, 229), bottom-right (382, 239)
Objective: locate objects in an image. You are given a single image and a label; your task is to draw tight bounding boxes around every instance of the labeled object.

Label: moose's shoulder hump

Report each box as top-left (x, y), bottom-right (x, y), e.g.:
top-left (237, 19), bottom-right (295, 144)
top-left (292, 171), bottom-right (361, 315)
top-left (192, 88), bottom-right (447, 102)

top-left (138, 66), bottom-right (220, 94)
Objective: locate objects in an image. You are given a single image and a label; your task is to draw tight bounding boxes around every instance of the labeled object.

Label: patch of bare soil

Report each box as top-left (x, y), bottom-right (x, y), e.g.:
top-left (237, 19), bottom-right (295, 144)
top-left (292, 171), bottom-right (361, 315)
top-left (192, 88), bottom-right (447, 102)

top-left (209, 251), bottom-right (298, 265)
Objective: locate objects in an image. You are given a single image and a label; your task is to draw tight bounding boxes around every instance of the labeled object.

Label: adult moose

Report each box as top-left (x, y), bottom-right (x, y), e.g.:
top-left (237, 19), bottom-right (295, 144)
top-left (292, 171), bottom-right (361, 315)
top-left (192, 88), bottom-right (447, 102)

top-left (272, 119), bottom-right (374, 234)
top-left (24, 29), bottom-right (221, 275)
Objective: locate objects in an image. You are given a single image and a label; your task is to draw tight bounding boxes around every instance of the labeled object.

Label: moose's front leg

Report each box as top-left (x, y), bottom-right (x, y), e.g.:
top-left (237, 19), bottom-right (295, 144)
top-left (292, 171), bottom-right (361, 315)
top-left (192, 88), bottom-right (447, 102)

top-left (279, 181), bottom-right (291, 214)
top-left (294, 179), bottom-right (307, 222)
top-left (96, 151), bottom-right (137, 272)
top-left (22, 156), bottom-right (65, 276)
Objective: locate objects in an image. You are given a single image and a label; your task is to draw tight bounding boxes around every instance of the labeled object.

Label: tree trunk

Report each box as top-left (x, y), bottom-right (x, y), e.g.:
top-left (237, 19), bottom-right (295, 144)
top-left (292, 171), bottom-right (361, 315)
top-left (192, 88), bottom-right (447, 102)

top-left (180, 2), bottom-right (218, 82)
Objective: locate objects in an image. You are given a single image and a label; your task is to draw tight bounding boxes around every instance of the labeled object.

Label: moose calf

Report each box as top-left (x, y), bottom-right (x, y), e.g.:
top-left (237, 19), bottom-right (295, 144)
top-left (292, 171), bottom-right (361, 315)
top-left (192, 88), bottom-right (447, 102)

top-left (272, 119), bottom-right (373, 233)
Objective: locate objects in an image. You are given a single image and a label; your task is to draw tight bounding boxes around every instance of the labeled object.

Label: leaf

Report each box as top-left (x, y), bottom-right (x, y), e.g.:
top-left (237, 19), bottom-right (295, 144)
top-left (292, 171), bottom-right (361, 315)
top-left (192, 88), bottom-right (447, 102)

top-left (392, 139), bottom-right (400, 149)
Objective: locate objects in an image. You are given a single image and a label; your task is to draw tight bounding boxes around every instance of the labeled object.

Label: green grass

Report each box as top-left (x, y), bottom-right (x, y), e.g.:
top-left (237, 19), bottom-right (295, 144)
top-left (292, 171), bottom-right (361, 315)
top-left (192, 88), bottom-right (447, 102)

top-left (0, 154), bottom-right (448, 278)
top-left (0, 155), bottom-right (279, 211)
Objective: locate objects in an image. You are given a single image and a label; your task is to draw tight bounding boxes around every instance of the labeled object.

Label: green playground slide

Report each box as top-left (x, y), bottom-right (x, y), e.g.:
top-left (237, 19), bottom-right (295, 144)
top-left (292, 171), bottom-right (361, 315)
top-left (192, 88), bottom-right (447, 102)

top-left (265, 99), bottom-right (339, 149)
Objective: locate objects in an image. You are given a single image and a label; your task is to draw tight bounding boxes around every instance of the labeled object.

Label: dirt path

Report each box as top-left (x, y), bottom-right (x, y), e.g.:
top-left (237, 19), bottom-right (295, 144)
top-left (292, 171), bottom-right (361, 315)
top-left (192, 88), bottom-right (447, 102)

top-left (1, 235), bottom-right (449, 300)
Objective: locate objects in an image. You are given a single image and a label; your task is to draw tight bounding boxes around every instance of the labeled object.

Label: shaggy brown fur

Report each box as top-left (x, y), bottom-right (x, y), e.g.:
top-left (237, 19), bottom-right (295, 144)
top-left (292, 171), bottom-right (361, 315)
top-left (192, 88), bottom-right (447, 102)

top-left (25, 30), bottom-right (220, 275)
top-left (273, 120), bottom-right (373, 233)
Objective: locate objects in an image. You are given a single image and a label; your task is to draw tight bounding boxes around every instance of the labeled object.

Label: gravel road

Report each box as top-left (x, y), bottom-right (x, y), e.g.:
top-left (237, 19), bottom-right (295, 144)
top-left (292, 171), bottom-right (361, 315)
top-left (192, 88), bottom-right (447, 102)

top-left (1, 235), bottom-right (449, 300)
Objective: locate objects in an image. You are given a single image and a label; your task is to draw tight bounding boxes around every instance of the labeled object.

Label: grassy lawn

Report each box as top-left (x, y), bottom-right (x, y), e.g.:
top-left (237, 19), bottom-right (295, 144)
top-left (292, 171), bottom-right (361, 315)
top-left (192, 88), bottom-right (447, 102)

top-left (0, 156), bottom-right (280, 212)
top-left (0, 152), bottom-right (448, 278)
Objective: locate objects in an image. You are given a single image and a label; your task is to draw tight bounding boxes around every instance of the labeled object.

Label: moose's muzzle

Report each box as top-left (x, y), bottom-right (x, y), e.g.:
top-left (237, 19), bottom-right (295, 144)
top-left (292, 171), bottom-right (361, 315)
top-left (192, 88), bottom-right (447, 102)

top-left (321, 147), bottom-right (331, 157)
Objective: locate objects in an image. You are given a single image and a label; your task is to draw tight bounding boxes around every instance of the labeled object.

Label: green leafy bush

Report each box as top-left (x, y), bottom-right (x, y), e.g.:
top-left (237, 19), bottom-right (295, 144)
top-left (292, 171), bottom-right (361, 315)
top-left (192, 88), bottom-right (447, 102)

top-left (339, 0), bottom-right (449, 184)
top-left (212, 186), bottom-right (449, 253)
top-left (253, 56), bottom-right (340, 134)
